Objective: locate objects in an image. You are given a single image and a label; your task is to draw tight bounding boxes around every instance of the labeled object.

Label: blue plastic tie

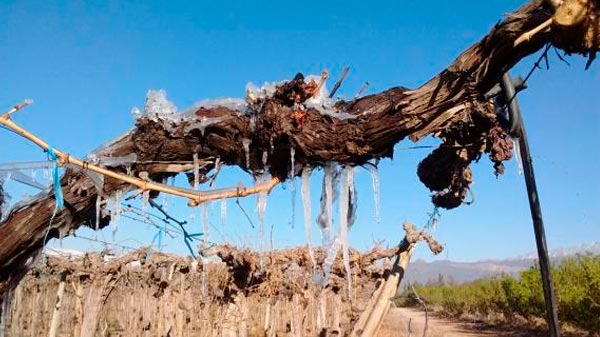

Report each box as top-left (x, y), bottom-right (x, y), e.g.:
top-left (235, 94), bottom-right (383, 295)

top-left (184, 238), bottom-right (197, 259)
top-left (46, 147), bottom-right (64, 211)
top-left (145, 227), bottom-right (165, 260)
top-left (41, 147), bottom-right (64, 263)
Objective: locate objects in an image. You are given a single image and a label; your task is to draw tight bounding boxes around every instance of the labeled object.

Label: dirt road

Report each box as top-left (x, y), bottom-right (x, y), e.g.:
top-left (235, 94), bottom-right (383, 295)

top-left (377, 307), bottom-right (543, 337)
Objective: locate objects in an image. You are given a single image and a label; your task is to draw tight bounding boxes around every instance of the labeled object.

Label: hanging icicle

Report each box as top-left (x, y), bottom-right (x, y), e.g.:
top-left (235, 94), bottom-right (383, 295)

top-left (317, 163), bottom-right (337, 244)
top-left (290, 147), bottom-right (296, 228)
top-left (512, 138), bottom-right (524, 175)
top-left (0, 161), bottom-right (53, 191)
top-left (190, 153), bottom-right (200, 221)
top-left (290, 147), bottom-right (296, 179)
top-left (95, 194), bottom-right (102, 231)
top-left (242, 138), bottom-right (252, 168)
top-left (201, 202), bottom-right (209, 296)
top-left (141, 190), bottom-right (150, 218)
top-left (193, 153), bottom-right (201, 189)
top-left (202, 203), bottom-right (210, 244)
top-left (257, 151), bottom-right (269, 267)
top-left (220, 198), bottom-right (227, 226)
top-left (110, 190), bottom-right (123, 241)
top-left (210, 157), bottom-right (221, 188)
top-left (257, 180), bottom-right (268, 251)
top-left (339, 166), bottom-right (355, 298)
top-left (364, 162), bottom-right (381, 225)
top-left (322, 237), bottom-right (341, 286)
top-left (301, 167), bottom-right (316, 268)
top-left (162, 177), bottom-right (172, 213)
top-left (318, 163), bottom-right (342, 287)
top-left (349, 170), bottom-right (358, 228)
top-left (262, 150), bottom-right (268, 168)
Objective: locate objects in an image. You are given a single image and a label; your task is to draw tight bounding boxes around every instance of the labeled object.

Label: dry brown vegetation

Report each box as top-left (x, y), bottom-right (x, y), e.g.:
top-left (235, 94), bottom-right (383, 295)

top-left (2, 245), bottom-right (400, 336)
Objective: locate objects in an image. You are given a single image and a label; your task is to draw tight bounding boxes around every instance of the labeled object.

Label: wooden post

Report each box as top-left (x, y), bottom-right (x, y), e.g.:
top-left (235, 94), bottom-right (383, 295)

top-left (351, 222), bottom-right (443, 337)
top-left (351, 243), bottom-right (415, 337)
top-left (79, 275), bottom-right (117, 337)
top-left (47, 273), bottom-right (67, 337)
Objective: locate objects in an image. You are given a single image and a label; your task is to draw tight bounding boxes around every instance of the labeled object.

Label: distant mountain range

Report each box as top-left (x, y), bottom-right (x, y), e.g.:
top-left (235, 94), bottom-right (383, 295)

top-left (403, 242), bottom-right (600, 285)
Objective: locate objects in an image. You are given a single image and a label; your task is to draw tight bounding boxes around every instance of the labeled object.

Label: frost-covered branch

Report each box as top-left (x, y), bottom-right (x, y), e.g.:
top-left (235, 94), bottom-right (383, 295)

top-left (0, 106), bottom-right (281, 206)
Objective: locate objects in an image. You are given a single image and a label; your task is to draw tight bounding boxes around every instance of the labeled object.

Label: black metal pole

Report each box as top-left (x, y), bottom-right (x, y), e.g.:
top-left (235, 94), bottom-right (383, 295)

top-left (500, 72), bottom-right (561, 337)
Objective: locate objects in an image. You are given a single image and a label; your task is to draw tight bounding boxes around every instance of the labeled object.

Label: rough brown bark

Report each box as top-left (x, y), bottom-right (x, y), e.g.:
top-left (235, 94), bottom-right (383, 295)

top-left (0, 0), bottom-right (598, 282)
top-left (351, 222), bottom-right (442, 337)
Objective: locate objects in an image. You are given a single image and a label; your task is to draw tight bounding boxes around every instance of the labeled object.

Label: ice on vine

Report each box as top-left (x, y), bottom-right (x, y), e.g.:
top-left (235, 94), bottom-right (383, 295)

top-left (162, 177), bottom-right (171, 213)
top-left (303, 74), bottom-right (357, 120)
top-left (109, 190), bottom-right (123, 241)
top-left (95, 194), bottom-right (102, 231)
top-left (220, 198), bottom-right (227, 226)
top-left (512, 138), bottom-right (524, 175)
top-left (0, 178), bottom-right (8, 222)
top-left (201, 203), bottom-right (209, 246)
top-left (190, 153), bottom-right (201, 221)
top-left (184, 116), bottom-right (231, 136)
top-left (212, 157), bottom-right (221, 187)
top-left (193, 153), bottom-right (200, 189)
top-left (242, 138), bottom-right (251, 168)
top-left (131, 107), bottom-right (142, 119)
top-left (141, 190), bottom-right (150, 218)
top-left (290, 147), bottom-right (297, 228)
top-left (98, 153), bottom-right (138, 167)
top-left (322, 238), bottom-right (341, 286)
top-left (245, 81), bottom-right (285, 101)
top-left (249, 116), bottom-right (257, 133)
top-left (290, 147), bottom-right (296, 179)
top-left (364, 163), bottom-right (381, 225)
top-left (317, 163), bottom-right (338, 243)
top-left (257, 154), bottom-right (269, 267)
top-left (261, 150), bottom-right (268, 167)
top-left (301, 167), bottom-right (316, 267)
top-left (0, 161), bottom-right (53, 191)
top-left (201, 203), bottom-right (210, 295)
top-left (339, 166), bottom-right (355, 297)
top-left (257, 178), bottom-right (268, 253)
top-left (139, 89), bottom-right (178, 123)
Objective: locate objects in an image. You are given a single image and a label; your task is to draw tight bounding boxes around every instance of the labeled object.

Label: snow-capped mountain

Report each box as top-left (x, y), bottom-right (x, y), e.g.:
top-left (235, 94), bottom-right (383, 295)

top-left (403, 242), bottom-right (600, 285)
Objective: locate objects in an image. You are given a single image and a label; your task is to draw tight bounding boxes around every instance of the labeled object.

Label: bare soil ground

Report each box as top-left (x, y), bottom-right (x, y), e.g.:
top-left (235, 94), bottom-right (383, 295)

top-left (378, 307), bottom-right (569, 337)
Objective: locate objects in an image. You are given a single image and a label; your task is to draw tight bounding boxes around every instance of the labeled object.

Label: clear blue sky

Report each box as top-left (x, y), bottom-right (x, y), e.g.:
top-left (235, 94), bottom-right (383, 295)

top-left (1, 0), bottom-right (598, 262)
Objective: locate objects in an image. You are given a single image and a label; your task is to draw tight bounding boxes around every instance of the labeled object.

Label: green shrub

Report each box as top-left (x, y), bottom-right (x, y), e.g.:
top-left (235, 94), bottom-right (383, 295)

top-left (400, 254), bottom-right (600, 334)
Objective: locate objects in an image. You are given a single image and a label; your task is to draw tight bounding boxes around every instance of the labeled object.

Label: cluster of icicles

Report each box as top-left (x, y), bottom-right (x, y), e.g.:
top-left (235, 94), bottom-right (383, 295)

top-left (298, 153), bottom-right (382, 296)
top-left (87, 150), bottom-right (381, 297)
top-left (244, 146), bottom-right (382, 297)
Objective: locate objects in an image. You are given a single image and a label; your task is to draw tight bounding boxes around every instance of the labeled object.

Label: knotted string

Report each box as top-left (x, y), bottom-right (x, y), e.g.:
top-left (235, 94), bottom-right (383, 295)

top-left (42, 147), bottom-right (64, 262)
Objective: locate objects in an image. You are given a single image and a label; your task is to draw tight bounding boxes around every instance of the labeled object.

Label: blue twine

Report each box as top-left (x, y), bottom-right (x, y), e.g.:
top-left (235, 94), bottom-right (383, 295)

top-left (145, 227), bottom-right (165, 260)
top-left (46, 147), bottom-right (64, 211)
top-left (425, 207), bottom-right (441, 229)
top-left (185, 232), bottom-right (203, 258)
top-left (41, 147), bottom-right (64, 263)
